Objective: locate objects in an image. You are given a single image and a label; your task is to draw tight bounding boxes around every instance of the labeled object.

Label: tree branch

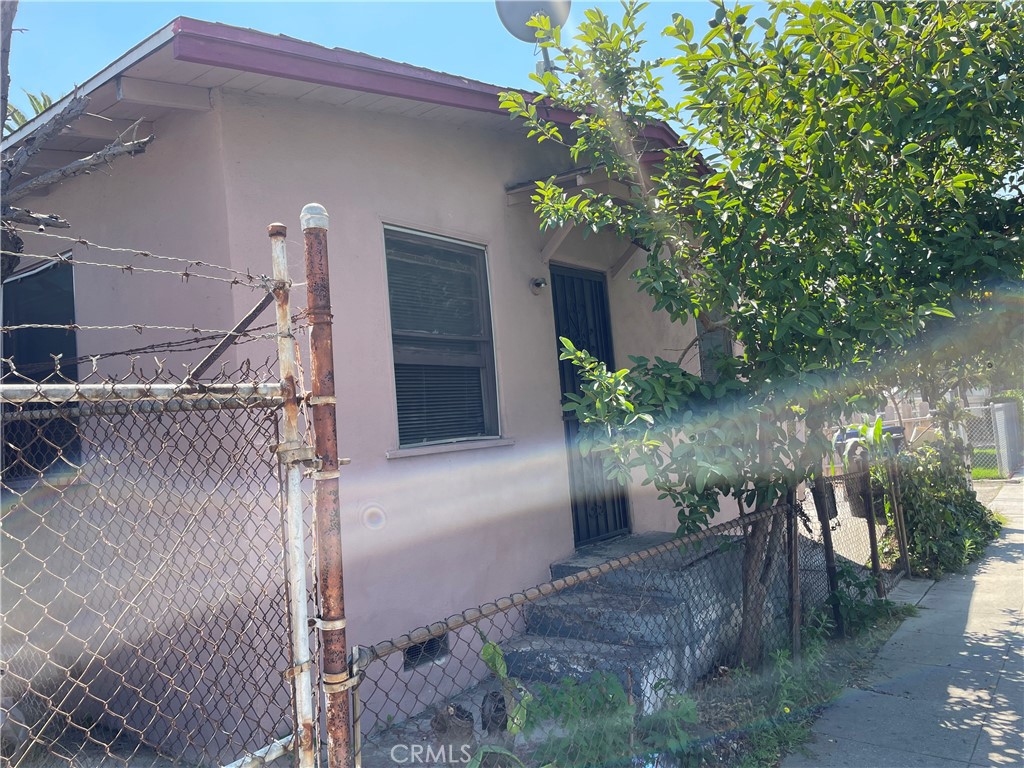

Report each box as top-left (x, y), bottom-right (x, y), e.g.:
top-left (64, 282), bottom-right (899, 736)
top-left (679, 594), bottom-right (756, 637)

top-left (5, 123), bottom-right (154, 203)
top-left (1, 93), bottom-right (89, 192)
top-left (2, 206), bottom-right (70, 228)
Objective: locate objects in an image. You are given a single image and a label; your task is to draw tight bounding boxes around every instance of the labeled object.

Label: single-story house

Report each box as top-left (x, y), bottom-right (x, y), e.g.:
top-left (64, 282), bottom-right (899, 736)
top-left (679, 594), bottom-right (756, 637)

top-left (1, 17), bottom-right (732, 763)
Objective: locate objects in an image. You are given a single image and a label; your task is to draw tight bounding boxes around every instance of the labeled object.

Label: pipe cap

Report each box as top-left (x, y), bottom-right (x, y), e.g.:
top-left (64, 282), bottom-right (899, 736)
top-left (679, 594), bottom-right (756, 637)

top-left (300, 203), bottom-right (329, 231)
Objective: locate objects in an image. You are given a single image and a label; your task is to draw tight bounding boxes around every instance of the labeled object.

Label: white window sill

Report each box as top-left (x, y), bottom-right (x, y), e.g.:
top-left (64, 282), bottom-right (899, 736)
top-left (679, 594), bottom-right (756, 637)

top-left (386, 438), bottom-right (515, 460)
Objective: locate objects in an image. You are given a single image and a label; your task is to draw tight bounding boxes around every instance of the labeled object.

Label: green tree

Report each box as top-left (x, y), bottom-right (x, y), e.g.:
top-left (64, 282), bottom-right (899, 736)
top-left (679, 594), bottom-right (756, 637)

top-left (876, 286), bottom-right (1023, 437)
top-left (4, 89), bottom-right (53, 135)
top-left (503, 0), bottom-right (1024, 664)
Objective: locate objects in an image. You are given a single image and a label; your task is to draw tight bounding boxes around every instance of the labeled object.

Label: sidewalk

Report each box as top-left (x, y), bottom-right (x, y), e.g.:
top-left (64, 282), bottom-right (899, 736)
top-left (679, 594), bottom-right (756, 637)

top-left (783, 481), bottom-right (1024, 768)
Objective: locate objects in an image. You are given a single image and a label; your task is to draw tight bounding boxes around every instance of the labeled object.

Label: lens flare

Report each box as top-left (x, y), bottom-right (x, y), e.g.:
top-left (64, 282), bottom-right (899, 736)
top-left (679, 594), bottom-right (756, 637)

top-left (361, 504), bottom-right (387, 530)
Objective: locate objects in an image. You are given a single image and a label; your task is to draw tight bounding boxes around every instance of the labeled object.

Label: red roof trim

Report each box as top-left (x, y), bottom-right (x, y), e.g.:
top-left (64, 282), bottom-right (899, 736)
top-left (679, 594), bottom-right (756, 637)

top-left (169, 17), bottom-right (680, 149)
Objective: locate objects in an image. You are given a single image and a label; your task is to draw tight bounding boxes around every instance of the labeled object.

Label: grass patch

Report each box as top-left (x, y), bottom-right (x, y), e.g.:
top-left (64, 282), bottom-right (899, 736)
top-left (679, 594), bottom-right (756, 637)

top-left (691, 605), bottom-right (916, 768)
top-left (972, 466), bottom-right (1004, 480)
top-left (971, 449), bottom-right (1004, 479)
top-left (735, 719), bottom-right (813, 768)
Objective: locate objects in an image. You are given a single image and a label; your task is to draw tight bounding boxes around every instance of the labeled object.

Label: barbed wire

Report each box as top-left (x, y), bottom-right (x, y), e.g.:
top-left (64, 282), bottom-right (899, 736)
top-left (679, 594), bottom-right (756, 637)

top-left (2, 318), bottom-right (310, 379)
top-left (3, 249), bottom-right (267, 289)
top-left (0, 321), bottom-right (291, 336)
top-left (2, 323), bottom-right (307, 380)
top-left (13, 227), bottom-right (267, 284)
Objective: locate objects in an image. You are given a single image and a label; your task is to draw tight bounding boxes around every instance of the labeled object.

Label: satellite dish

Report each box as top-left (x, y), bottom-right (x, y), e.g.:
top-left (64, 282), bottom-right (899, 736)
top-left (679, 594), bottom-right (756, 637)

top-left (495, 0), bottom-right (571, 43)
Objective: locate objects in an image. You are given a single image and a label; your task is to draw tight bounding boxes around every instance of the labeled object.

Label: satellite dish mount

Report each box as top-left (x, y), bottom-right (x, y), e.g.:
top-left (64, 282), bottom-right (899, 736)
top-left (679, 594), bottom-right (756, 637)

top-left (495, 1), bottom-right (571, 74)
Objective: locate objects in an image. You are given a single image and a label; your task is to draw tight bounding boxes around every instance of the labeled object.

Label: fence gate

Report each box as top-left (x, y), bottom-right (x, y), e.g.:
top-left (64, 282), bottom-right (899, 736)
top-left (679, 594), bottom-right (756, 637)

top-left (1, 208), bottom-right (344, 768)
top-left (963, 403), bottom-right (1023, 479)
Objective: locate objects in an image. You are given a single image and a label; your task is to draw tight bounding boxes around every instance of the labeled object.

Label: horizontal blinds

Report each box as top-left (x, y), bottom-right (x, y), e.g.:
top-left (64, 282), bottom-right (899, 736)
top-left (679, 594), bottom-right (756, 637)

top-left (385, 228), bottom-right (497, 447)
top-left (395, 364), bottom-right (486, 445)
top-left (386, 234), bottom-right (485, 337)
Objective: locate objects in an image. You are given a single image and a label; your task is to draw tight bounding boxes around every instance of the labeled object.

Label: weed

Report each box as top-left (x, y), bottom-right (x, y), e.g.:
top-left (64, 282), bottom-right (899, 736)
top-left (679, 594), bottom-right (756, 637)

top-left (829, 563), bottom-right (912, 635)
top-left (693, 610), bottom-right (912, 767)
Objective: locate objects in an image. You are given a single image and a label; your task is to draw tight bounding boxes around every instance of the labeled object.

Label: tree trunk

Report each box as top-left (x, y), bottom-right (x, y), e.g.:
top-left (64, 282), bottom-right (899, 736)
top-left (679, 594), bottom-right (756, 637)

top-left (1, 0), bottom-right (17, 137)
top-left (737, 509), bottom-right (785, 668)
top-left (737, 412), bottom-right (783, 668)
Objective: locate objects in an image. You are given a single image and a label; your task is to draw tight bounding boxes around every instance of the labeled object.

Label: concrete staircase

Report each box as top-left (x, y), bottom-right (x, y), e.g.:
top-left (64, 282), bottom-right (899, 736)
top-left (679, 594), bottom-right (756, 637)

top-left (502, 531), bottom-right (789, 714)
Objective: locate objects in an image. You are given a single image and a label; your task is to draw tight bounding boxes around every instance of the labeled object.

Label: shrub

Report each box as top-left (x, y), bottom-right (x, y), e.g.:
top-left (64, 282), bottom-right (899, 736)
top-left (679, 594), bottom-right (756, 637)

top-left (896, 440), bottom-right (1001, 577)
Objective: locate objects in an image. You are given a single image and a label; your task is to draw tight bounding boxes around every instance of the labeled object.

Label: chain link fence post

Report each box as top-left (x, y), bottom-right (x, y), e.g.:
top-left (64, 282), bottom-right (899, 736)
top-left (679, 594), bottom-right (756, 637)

top-left (887, 456), bottom-right (912, 578)
top-left (786, 492), bottom-right (801, 660)
top-left (300, 204), bottom-right (352, 768)
top-left (856, 455), bottom-right (886, 599)
top-left (810, 474), bottom-right (844, 635)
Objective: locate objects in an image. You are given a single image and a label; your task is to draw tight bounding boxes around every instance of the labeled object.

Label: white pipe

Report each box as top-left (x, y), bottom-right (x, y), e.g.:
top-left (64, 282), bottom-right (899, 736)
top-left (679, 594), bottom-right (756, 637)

top-left (220, 735), bottom-right (295, 768)
top-left (0, 396), bottom-right (283, 422)
top-left (0, 382), bottom-right (284, 404)
top-left (269, 223), bottom-right (318, 768)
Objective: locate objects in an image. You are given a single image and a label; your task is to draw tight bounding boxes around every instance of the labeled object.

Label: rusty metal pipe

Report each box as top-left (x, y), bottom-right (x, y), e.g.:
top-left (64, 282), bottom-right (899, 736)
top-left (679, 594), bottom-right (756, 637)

top-left (300, 204), bottom-right (352, 768)
top-left (189, 291), bottom-right (275, 381)
top-left (269, 223), bottom-right (317, 768)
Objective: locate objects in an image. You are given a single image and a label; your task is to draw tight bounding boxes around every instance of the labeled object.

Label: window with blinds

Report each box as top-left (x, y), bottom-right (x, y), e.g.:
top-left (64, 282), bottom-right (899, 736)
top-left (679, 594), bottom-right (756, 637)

top-left (384, 228), bottom-right (498, 447)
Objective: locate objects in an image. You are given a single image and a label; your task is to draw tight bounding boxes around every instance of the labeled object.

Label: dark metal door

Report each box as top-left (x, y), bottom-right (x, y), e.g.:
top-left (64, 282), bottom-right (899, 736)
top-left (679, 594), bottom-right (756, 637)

top-left (550, 265), bottom-right (630, 546)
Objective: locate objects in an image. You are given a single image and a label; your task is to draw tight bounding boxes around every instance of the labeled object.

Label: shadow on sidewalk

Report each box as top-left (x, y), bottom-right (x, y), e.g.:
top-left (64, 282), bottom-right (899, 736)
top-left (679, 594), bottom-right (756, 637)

top-left (784, 484), bottom-right (1023, 767)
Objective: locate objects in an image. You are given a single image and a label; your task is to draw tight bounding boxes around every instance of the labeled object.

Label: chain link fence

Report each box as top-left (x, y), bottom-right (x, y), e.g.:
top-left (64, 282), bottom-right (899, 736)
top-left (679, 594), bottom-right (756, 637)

top-left (802, 468), bottom-right (906, 601)
top-left (1, 358), bottom-right (301, 767)
top-left (351, 506), bottom-right (800, 768)
top-left (1, 211), bottom-right (343, 768)
top-left (964, 405), bottom-right (1000, 477)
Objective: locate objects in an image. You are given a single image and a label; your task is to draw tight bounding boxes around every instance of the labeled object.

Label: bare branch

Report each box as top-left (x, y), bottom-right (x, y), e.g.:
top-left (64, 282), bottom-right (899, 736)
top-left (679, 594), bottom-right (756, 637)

top-left (6, 127), bottom-right (154, 203)
top-left (1, 0), bottom-right (17, 136)
top-left (675, 333), bottom-right (702, 367)
top-left (2, 206), bottom-right (70, 228)
top-left (1, 93), bottom-right (89, 191)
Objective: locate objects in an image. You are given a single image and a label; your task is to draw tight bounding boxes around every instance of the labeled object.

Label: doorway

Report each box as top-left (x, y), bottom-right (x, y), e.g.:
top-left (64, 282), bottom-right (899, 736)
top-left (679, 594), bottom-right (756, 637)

top-left (549, 264), bottom-right (631, 546)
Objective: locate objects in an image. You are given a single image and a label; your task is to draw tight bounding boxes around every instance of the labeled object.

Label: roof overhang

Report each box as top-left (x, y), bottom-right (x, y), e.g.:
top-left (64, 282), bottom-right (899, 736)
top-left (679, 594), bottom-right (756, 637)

top-left (3, 21), bottom-right (178, 149)
top-left (3, 17), bottom-right (680, 161)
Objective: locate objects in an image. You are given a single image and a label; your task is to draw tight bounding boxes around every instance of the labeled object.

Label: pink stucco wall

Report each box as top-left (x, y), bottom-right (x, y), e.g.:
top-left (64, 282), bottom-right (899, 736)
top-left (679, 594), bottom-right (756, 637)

top-left (12, 85), bottom-right (707, 753)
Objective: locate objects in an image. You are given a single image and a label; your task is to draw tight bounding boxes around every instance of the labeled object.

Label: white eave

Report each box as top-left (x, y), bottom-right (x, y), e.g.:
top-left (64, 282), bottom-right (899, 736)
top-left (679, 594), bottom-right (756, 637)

top-left (2, 21), bottom-right (178, 150)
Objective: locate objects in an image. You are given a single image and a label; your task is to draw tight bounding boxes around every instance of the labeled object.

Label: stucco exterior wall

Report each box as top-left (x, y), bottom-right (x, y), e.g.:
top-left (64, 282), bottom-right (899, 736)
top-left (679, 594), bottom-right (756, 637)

top-left (16, 106), bottom-right (236, 379)
top-left (13, 88), bottom-right (699, 654)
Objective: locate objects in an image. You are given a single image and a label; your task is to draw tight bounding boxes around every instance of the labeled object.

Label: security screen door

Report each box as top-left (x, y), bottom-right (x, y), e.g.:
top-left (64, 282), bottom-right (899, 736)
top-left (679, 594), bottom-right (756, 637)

top-left (550, 264), bottom-right (631, 546)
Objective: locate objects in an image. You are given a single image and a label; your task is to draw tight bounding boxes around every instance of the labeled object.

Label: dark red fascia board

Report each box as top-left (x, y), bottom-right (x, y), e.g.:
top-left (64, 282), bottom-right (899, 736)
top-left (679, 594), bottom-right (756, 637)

top-left (170, 17), bottom-right (682, 151)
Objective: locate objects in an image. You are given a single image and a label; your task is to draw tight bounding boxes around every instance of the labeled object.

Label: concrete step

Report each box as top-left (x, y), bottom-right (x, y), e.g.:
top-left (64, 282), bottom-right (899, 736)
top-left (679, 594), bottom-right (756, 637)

top-left (543, 530), bottom-right (791, 683)
top-left (552, 533), bottom-right (746, 600)
top-left (549, 531), bottom-right (679, 581)
top-left (501, 634), bottom-right (677, 715)
top-left (524, 587), bottom-right (689, 648)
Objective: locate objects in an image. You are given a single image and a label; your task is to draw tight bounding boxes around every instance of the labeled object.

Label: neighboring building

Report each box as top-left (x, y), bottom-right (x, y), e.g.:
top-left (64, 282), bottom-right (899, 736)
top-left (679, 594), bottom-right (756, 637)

top-left (1, 18), bottom-right (719, 761)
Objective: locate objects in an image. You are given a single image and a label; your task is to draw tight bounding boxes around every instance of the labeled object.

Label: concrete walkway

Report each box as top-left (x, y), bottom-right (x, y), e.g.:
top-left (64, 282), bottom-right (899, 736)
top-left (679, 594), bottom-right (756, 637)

top-left (783, 481), bottom-right (1023, 768)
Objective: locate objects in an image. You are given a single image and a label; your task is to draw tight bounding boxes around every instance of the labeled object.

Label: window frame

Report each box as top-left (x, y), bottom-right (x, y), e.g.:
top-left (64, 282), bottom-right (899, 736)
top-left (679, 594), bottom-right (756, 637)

top-left (383, 226), bottom-right (500, 449)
